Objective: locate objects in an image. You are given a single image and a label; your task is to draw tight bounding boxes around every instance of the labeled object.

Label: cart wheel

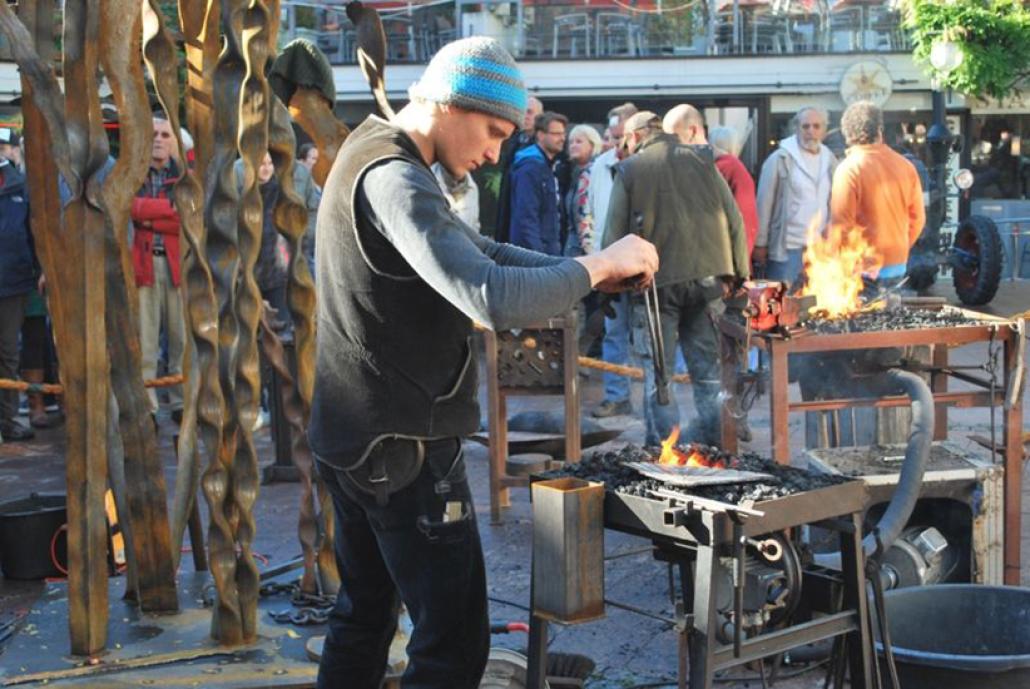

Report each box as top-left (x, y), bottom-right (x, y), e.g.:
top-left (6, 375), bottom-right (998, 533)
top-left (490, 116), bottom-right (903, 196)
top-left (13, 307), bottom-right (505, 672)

top-left (952, 215), bottom-right (1003, 306)
top-left (906, 252), bottom-right (938, 292)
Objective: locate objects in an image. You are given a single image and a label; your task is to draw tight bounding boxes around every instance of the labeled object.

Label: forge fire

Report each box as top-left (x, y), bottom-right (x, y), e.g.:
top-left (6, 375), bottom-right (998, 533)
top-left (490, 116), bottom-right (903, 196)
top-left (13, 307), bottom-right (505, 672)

top-left (555, 443), bottom-right (852, 505)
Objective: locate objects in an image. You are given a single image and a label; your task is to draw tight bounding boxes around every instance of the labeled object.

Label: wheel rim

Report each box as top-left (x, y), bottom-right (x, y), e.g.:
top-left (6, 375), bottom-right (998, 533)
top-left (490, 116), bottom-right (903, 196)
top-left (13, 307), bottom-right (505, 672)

top-left (954, 227), bottom-right (980, 291)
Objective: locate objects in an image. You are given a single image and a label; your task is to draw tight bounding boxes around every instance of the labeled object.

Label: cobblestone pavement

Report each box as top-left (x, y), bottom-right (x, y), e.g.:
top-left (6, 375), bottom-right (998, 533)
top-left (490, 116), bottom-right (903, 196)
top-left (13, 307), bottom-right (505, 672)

top-left (0, 281), bottom-right (1027, 687)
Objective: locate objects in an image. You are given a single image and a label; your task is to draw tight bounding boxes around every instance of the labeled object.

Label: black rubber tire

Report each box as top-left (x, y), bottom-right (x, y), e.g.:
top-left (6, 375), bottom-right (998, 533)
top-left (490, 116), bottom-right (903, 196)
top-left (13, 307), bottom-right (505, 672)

top-left (952, 215), bottom-right (1003, 306)
top-left (906, 252), bottom-right (938, 292)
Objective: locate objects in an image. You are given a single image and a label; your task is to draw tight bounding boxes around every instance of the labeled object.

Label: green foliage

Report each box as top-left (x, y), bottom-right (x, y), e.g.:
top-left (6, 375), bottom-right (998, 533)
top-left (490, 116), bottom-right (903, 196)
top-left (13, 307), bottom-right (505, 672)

top-left (903, 0), bottom-right (1030, 102)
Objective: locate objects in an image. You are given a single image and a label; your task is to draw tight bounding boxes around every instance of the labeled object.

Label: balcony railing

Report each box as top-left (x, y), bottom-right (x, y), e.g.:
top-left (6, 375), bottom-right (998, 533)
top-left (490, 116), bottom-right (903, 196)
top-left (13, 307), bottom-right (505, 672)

top-left (280, 0), bottom-right (912, 65)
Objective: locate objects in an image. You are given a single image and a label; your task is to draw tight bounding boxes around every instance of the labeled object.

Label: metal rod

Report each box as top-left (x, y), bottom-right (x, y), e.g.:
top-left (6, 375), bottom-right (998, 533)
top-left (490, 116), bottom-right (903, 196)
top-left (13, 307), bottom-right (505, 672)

top-left (603, 598), bottom-right (679, 625)
top-left (646, 282), bottom-right (670, 406)
top-left (733, 523), bottom-right (745, 658)
top-left (603, 546), bottom-right (656, 561)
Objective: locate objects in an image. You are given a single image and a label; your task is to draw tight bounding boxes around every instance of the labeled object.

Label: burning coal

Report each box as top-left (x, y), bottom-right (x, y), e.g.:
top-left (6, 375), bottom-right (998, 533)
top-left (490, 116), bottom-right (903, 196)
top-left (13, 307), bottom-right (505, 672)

top-left (658, 427), bottom-right (728, 469)
top-left (550, 445), bottom-right (852, 504)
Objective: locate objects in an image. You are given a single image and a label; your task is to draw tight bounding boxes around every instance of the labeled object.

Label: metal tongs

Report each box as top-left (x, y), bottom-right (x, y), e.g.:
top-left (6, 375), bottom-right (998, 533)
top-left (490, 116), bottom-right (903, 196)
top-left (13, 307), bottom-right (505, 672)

top-left (644, 279), bottom-right (670, 406)
top-left (633, 212), bottom-right (670, 406)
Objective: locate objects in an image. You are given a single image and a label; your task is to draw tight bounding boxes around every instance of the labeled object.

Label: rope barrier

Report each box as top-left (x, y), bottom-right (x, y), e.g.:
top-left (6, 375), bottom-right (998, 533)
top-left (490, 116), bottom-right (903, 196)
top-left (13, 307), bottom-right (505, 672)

top-left (0, 374), bottom-right (184, 395)
top-left (578, 356), bottom-right (692, 384)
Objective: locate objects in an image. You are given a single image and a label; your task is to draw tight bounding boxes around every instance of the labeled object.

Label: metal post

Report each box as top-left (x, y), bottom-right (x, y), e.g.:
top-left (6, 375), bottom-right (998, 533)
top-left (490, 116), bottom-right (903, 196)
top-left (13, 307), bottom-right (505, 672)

top-left (926, 88), bottom-right (951, 238)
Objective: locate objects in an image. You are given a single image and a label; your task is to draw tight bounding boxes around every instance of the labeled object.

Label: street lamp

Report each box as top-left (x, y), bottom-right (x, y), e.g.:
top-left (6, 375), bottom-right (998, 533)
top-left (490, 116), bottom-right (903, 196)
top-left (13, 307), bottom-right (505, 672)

top-left (925, 37), bottom-right (963, 237)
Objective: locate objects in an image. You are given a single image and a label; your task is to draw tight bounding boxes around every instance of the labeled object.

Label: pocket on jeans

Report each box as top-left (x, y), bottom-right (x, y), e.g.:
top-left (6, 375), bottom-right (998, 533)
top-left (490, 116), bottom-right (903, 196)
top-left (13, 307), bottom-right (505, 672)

top-left (416, 503), bottom-right (474, 545)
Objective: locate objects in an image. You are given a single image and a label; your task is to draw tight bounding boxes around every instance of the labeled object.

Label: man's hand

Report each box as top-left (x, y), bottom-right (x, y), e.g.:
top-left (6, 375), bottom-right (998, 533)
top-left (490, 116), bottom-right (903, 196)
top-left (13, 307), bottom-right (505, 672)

top-left (752, 245), bottom-right (768, 265)
top-left (575, 235), bottom-right (659, 293)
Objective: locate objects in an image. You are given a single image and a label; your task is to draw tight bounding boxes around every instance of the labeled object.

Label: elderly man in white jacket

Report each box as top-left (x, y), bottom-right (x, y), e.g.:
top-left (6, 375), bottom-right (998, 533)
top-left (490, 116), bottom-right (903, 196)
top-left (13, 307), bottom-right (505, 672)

top-left (754, 106), bottom-right (838, 286)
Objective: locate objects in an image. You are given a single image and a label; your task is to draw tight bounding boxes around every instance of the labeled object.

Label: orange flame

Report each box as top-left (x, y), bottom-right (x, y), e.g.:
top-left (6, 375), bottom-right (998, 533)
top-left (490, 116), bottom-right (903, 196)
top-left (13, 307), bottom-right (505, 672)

top-left (657, 426), bottom-right (727, 469)
top-left (800, 222), bottom-right (880, 320)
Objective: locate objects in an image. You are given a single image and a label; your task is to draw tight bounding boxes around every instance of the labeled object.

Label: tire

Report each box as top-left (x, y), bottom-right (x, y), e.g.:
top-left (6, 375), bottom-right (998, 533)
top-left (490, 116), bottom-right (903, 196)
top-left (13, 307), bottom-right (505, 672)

top-left (952, 215), bottom-right (1003, 306)
top-left (906, 252), bottom-right (938, 292)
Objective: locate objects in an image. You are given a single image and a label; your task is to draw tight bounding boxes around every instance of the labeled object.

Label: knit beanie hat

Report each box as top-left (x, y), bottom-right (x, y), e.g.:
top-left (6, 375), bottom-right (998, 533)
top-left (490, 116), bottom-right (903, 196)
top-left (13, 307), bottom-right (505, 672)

top-left (408, 37), bottom-right (527, 128)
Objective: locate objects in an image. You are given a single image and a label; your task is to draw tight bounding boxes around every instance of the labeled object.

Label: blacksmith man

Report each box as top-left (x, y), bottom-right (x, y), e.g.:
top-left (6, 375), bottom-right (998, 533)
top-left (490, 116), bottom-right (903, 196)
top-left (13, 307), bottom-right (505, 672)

top-left (309, 37), bottom-right (658, 689)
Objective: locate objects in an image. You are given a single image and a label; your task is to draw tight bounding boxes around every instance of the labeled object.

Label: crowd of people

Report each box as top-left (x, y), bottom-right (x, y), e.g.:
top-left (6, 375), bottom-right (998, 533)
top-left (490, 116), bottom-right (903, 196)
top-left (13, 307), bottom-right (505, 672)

top-left (0, 96), bottom-right (925, 452)
top-left (474, 96), bottom-right (924, 445)
top-left (0, 117), bottom-right (328, 441)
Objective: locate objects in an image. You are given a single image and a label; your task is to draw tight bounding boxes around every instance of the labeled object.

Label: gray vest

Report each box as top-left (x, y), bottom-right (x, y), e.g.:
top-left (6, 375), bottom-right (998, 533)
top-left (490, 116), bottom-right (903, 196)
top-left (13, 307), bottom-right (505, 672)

top-left (309, 116), bottom-right (479, 469)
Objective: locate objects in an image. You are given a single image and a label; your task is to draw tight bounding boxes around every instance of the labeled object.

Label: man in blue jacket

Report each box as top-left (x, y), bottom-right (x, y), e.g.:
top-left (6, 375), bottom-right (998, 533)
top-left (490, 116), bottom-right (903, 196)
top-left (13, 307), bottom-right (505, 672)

top-left (508, 111), bottom-right (567, 254)
top-left (0, 158), bottom-right (38, 441)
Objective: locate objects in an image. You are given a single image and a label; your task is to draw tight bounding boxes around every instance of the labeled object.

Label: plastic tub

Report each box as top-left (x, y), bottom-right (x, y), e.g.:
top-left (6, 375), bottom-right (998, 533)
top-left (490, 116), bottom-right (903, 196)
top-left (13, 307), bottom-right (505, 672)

top-left (877, 584), bottom-right (1030, 689)
top-left (0, 493), bottom-right (67, 579)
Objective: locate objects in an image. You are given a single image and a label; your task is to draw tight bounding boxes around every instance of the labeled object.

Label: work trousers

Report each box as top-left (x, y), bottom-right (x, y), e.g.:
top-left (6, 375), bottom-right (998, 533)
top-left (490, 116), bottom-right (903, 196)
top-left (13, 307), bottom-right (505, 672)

top-left (0, 293), bottom-right (26, 423)
top-left (634, 281), bottom-right (724, 448)
top-left (138, 256), bottom-right (184, 414)
top-left (315, 438), bottom-right (490, 689)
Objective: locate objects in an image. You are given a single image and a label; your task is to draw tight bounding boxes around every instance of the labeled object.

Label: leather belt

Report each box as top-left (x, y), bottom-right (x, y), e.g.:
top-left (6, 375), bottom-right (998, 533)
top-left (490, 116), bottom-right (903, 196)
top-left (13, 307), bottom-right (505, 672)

top-left (152, 246), bottom-right (166, 256)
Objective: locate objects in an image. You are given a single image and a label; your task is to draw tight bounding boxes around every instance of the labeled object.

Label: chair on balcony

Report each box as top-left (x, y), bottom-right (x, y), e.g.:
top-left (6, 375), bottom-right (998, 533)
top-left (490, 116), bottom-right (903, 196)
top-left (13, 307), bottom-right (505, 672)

top-left (552, 13), bottom-right (592, 58)
top-left (595, 12), bottom-right (642, 57)
top-left (827, 6), bottom-right (863, 52)
top-left (747, 12), bottom-right (786, 54)
top-left (383, 15), bottom-right (416, 62)
top-left (420, 26), bottom-right (457, 60)
top-left (786, 12), bottom-right (823, 54)
top-left (868, 6), bottom-right (908, 51)
top-left (712, 11), bottom-right (737, 55)
top-left (297, 27), bottom-right (348, 64)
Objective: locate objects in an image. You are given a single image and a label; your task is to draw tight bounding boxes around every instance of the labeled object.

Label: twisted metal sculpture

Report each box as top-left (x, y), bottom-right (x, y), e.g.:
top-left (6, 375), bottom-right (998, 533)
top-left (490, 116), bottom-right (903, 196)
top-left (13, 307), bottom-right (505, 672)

top-left (203, 0), bottom-right (248, 644)
top-left (99, 0), bottom-right (178, 613)
top-left (0, 0), bottom-right (397, 652)
top-left (231, 0), bottom-right (276, 641)
top-left (141, 0), bottom-right (226, 586)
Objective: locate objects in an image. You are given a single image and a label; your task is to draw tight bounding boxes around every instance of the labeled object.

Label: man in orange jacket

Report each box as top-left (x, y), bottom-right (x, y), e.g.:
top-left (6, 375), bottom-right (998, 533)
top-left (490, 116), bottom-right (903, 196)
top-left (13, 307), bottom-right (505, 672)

top-left (830, 101), bottom-right (925, 287)
top-left (131, 115), bottom-right (185, 424)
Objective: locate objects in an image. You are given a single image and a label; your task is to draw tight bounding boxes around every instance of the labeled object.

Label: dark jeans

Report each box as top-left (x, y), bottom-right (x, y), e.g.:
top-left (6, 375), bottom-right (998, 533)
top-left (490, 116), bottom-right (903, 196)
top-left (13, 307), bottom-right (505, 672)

top-left (0, 294), bottom-right (26, 423)
top-left (635, 280), bottom-right (723, 447)
top-left (315, 438), bottom-right (490, 689)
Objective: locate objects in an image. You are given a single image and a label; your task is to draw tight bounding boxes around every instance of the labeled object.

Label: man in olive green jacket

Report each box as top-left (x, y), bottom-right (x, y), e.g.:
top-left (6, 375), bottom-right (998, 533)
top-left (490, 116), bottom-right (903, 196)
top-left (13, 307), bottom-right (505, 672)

top-left (604, 111), bottom-right (750, 447)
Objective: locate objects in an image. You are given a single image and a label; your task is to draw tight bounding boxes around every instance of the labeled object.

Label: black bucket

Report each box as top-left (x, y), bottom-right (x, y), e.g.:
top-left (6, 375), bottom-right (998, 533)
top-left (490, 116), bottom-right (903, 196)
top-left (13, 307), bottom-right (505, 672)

top-left (876, 584), bottom-right (1030, 689)
top-left (0, 493), bottom-right (67, 580)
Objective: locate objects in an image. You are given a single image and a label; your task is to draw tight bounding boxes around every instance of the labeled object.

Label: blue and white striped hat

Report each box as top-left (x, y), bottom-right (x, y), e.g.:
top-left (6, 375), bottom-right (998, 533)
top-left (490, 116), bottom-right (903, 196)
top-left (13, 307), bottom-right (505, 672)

top-left (409, 37), bottom-right (527, 128)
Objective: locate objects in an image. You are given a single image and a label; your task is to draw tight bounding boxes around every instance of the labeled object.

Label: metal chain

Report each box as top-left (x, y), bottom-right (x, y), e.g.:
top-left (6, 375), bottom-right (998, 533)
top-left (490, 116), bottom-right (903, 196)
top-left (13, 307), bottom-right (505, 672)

top-left (257, 579), bottom-right (336, 626)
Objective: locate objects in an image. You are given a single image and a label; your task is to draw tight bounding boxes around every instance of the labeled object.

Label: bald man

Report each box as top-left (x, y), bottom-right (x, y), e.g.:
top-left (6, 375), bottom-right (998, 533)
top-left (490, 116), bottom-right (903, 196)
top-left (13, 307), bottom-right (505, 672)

top-left (664, 105), bottom-right (758, 256)
top-left (495, 96), bottom-right (544, 241)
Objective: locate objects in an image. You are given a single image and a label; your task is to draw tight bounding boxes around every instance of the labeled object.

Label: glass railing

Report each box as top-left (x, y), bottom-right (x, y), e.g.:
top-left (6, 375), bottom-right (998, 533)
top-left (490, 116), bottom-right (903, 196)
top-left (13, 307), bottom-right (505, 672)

top-left (278, 0), bottom-right (912, 65)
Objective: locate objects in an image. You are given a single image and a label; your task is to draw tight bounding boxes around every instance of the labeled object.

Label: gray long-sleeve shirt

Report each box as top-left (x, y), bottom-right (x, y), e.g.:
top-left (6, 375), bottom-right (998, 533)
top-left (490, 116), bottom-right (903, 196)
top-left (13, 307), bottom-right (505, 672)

top-left (358, 159), bottom-right (592, 331)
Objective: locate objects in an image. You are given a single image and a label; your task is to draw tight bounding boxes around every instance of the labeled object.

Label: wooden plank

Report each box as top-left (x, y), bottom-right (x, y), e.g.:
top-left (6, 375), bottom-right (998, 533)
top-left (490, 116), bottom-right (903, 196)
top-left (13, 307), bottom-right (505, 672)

top-left (61, 0), bottom-right (112, 655)
top-left (788, 391), bottom-right (1003, 412)
top-left (562, 317), bottom-right (581, 463)
top-left (781, 324), bottom-right (1006, 354)
top-left (485, 330), bottom-right (508, 523)
top-left (1003, 331), bottom-right (1024, 586)
top-left (768, 340), bottom-right (790, 465)
top-left (931, 343), bottom-right (949, 441)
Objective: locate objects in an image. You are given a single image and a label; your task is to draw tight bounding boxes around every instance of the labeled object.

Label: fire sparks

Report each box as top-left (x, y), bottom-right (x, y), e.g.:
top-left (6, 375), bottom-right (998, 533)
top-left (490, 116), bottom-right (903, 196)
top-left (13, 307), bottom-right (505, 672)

top-left (657, 427), bottom-right (727, 469)
top-left (800, 223), bottom-right (879, 320)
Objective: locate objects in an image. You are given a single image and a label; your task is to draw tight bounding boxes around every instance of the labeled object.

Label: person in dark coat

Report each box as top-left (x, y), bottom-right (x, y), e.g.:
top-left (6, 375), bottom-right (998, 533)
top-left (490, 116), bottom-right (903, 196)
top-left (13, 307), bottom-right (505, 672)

top-left (0, 159), bottom-right (37, 441)
top-left (508, 111), bottom-right (567, 255)
top-left (493, 95), bottom-right (542, 241)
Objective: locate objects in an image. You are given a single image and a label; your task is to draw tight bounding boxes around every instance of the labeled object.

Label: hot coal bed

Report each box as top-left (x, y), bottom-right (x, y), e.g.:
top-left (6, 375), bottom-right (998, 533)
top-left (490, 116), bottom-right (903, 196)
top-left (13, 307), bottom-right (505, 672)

top-left (535, 444), bottom-right (880, 689)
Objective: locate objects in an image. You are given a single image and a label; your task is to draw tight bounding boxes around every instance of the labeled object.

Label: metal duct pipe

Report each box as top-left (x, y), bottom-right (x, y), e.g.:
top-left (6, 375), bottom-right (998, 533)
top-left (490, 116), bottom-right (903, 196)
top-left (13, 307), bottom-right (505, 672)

top-left (814, 367), bottom-right (935, 569)
top-left (863, 369), bottom-right (935, 555)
